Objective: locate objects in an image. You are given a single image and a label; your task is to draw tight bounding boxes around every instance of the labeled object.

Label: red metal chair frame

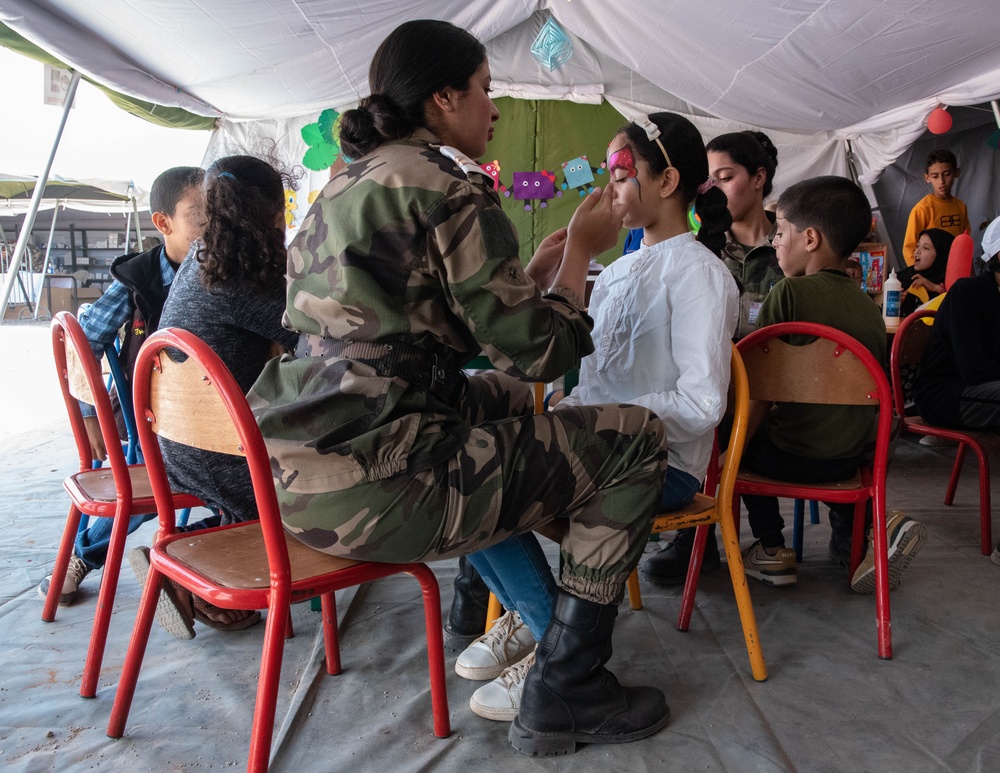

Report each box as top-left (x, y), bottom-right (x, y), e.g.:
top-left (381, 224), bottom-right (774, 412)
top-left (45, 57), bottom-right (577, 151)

top-left (889, 308), bottom-right (992, 554)
top-left (107, 328), bottom-right (449, 771)
top-left (46, 312), bottom-right (201, 698)
top-left (732, 322), bottom-right (897, 659)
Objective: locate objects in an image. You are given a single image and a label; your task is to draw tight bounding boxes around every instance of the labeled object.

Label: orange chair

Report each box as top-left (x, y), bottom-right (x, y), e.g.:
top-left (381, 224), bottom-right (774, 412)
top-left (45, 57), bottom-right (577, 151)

top-left (732, 323), bottom-right (897, 659)
top-left (625, 344), bottom-right (767, 681)
top-left (107, 328), bottom-right (449, 772)
top-left (890, 308), bottom-right (993, 554)
top-left (46, 312), bottom-right (201, 698)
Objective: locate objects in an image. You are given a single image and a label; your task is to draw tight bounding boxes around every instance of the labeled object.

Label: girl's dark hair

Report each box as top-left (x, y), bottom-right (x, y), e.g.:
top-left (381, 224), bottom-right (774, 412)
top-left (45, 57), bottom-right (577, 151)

top-left (620, 112), bottom-right (732, 256)
top-left (198, 155), bottom-right (292, 294)
top-left (915, 228), bottom-right (954, 285)
top-left (339, 20), bottom-right (487, 160)
top-left (706, 130), bottom-right (779, 198)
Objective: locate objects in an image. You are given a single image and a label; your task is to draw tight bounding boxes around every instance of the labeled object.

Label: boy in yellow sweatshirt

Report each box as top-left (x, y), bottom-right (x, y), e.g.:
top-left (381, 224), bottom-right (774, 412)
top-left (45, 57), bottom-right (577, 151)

top-left (901, 149), bottom-right (968, 266)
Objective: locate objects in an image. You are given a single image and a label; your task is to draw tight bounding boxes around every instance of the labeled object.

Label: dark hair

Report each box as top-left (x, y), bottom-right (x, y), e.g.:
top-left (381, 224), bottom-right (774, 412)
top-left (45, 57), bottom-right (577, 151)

top-left (914, 228), bottom-right (954, 285)
top-left (706, 130), bottom-right (779, 198)
top-left (339, 20), bottom-right (487, 160)
top-left (985, 254), bottom-right (1000, 274)
top-left (925, 149), bottom-right (958, 172)
top-left (149, 166), bottom-right (205, 216)
top-left (619, 112), bottom-right (732, 256)
top-left (197, 155), bottom-right (292, 294)
top-left (776, 176), bottom-right (871, 258)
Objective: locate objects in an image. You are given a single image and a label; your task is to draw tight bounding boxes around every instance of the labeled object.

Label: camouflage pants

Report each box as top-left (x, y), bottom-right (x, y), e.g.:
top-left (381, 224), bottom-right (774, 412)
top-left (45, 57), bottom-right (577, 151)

top-left (298, 372), bottom-right (666, 605)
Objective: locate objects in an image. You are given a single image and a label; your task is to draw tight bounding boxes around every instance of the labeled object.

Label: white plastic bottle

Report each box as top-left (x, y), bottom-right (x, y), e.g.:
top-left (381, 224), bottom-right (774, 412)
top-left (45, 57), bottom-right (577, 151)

top-left (883, 268), bottom-right (902, 323)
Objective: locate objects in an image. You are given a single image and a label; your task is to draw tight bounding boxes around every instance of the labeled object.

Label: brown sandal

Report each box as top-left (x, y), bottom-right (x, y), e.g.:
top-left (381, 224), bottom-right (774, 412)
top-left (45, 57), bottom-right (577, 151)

top-left (190, 595), bottom-right (262, 632)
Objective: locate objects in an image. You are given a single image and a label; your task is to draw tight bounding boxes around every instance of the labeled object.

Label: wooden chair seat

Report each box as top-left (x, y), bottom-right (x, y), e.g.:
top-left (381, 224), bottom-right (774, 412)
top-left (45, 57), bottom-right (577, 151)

top-left (165, 522), bottom-right (364, 590)
top-left (64, 465), bottom-right (154, 504)
top-left (736, 468), bottom-right (865, 494)
top-left (903, 416), bottom-right (1000, 455)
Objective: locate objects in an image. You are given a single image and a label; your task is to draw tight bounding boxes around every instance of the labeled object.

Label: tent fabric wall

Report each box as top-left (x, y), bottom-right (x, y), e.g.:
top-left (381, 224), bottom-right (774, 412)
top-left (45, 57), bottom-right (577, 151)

top-left (4, 1), bottom-right (1000, 183)
top-left (873, 105), bottom-right (1000, 267)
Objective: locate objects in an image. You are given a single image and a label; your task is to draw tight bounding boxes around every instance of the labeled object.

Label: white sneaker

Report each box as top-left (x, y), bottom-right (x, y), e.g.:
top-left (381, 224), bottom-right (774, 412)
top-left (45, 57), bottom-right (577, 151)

top-left (455, 610), bottom-right (535, 681)
top-left (470, 649), bottom-right (535, 721)
top-left (990, 545), bottom-right (1000, 567)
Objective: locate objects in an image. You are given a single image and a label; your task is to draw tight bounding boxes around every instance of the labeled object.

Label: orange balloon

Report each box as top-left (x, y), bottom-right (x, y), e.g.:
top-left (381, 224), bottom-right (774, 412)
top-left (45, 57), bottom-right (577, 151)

top-left (928, 107), bottom-right (953, 134)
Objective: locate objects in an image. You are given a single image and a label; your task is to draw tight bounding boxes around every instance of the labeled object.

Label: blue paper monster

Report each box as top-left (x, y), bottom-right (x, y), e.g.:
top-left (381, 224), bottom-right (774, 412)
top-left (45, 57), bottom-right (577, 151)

top-left (560, 155), bottom-right (606, 196)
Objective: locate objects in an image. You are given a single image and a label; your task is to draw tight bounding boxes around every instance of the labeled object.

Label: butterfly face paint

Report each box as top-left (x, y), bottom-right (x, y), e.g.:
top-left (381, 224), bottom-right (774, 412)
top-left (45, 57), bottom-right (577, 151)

top-left (608, 143), bottom-right (641, 196)
top-left (608, 145), bottom-right (637, 180)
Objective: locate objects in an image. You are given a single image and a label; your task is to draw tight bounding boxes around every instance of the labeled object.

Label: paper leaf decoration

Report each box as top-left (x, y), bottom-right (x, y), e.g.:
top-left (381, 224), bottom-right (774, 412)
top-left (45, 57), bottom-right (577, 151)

top-left (301, 109), bottom-right (341, 171)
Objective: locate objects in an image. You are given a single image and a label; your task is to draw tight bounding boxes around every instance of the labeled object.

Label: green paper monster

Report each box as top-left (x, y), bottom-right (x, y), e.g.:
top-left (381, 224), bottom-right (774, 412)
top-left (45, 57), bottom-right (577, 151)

top-left (301, 109), bottom-right (341, 171)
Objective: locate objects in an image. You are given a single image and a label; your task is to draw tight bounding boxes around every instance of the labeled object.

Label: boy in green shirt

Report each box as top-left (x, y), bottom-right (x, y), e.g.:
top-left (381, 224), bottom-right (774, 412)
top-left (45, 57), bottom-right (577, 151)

top-left (740, 176), bottom-right (926, 593)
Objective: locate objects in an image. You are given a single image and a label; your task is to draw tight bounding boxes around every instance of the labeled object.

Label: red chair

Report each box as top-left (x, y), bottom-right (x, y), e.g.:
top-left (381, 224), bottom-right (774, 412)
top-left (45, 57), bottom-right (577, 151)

top-left (107, 328), bottom-right (449, 772)
top-left (890, 308), bottom-right (992, 555)
top-left (732, 323), bottom-right (897, 659)
top-left (47, 312), bottom-right (201, 698)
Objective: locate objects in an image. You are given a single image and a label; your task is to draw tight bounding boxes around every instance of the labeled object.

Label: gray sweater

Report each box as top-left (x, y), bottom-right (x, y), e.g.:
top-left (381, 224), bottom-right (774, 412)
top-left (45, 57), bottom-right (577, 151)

top-left (158, 252), bottom-right (297, 524)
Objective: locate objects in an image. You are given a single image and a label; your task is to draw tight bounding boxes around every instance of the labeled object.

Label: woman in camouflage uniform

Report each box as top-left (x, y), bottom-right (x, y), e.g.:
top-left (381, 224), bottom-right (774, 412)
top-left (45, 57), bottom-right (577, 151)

top-left (249, 20), bottom-right (669, 756)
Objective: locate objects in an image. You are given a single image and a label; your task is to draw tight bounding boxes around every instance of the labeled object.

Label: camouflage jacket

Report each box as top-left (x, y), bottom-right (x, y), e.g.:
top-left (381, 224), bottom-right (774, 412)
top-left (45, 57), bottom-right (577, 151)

top-left (249, 128), bottom-right (594, 495)
top-left (720, 220), bottom-right (783, 341)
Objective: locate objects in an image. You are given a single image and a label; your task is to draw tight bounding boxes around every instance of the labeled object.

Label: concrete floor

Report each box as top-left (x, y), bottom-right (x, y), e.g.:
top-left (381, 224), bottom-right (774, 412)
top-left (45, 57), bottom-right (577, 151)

top-left (1, 322), bottom-right (998, 772)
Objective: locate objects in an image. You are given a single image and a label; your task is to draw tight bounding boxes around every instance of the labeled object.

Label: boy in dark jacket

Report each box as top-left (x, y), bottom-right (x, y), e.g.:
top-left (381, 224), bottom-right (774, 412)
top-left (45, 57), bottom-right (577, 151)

top-left (38, 166), bottom-right (205, 606)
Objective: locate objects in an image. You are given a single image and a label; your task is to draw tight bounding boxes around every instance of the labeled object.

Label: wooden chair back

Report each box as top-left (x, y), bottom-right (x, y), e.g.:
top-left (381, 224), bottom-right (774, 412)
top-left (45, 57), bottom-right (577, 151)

top-left (51, 311), bottom-right (132, 481)
top-left (738, 332), bottom-right (879, 407)
top-left (133, 328), bottom-right (289, 575)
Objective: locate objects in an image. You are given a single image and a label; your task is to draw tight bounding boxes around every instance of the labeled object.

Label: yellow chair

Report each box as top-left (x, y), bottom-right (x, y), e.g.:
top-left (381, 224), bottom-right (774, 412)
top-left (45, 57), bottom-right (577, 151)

top-left (627, 344), bottom-right (767, 682)
top-left (484, 346), bottom-right (765, 680)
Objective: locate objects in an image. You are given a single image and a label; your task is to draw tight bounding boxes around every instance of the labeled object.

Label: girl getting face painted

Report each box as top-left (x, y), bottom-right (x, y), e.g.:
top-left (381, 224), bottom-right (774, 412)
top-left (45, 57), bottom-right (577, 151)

top-left (608, 113), bottom-right (730, 253)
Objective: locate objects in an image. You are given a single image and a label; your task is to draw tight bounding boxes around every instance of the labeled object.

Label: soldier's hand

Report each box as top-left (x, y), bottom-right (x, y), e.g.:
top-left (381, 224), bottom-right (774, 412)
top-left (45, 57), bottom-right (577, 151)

top-left (526, 228), bottom-right (568, 289)
top-left (566, 185), bottom-right (622, 260)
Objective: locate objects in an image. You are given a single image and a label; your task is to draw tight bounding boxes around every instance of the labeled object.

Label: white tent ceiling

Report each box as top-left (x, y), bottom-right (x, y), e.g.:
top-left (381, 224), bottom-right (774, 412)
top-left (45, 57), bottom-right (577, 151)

top-left (3, 0), bottom-right (1000, 183)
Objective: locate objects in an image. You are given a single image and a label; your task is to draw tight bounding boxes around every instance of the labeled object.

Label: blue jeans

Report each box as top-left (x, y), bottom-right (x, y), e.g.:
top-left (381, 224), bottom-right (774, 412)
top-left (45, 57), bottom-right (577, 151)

top-left (466, 466), bottom-right (698, 640)
top-left (74, 510), bottom-right (223, 571)
top-left (466, 533), bottom-right (557, 641)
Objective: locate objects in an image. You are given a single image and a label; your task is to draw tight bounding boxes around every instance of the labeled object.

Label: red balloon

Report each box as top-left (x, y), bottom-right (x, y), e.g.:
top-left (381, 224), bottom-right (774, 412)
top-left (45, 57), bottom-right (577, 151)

top-left (928, 107), bottom-right (953, 134)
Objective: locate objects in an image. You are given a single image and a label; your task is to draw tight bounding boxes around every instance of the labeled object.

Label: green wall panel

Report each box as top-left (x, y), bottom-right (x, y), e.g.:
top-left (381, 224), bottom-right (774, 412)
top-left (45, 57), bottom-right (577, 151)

top-left (487, 98), bottom-right (629, 266)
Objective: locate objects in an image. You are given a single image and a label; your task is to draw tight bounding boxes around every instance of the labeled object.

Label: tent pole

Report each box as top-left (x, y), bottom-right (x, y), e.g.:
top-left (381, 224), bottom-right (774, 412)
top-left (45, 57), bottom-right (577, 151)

top-left (129, 184), bottom-right (144, 247)
top-left (991, 100), bottom-right (1000, 128)
top-left (35, 205), bottom-right (61, 320)
top-left (0, 70), bottom-right (81, 325)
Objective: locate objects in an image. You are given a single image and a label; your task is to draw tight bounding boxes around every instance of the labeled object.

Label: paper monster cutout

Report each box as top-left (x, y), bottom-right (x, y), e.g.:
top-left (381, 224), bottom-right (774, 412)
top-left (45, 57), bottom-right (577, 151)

top-left (480, 160), bottom-right (507, 194)
top-left (507, 170), bottom-right (562, 210)
top-left (561, 155), bottom-right (607, 196)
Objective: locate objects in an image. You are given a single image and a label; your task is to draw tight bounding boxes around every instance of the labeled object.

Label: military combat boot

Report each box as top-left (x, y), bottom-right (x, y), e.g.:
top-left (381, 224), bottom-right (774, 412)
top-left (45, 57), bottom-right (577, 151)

top-left (509, 590), bottom-right (669, 756)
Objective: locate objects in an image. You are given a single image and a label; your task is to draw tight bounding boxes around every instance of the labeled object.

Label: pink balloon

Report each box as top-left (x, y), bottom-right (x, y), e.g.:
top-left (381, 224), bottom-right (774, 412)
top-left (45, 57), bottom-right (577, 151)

top-left (928, 107), bottom-right (953, 134)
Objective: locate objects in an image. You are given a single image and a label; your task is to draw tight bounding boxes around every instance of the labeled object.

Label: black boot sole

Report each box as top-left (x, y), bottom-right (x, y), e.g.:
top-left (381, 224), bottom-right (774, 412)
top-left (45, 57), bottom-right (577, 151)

top-left (640, 554), bottom-right (721, 586)
top-left (508, 707), bottom-right (670, 756)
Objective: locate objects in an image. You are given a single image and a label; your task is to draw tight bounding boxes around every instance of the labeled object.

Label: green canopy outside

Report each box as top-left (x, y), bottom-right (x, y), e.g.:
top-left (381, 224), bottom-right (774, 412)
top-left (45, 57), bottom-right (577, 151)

top-left (0, 22), bottom-right (216, 132)
top-left (0, 175), bottom-right (131, 203)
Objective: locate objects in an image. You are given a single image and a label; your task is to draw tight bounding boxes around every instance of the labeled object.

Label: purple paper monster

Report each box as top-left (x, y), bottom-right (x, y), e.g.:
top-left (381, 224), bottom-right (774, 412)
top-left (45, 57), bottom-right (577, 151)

top-left (508, 170), bottom-right (562, 210)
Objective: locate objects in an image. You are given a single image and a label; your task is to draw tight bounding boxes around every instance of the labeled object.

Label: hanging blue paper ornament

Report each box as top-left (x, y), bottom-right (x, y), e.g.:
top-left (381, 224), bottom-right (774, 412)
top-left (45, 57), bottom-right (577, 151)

top-left (530, 18), bottom-right (574, 70)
